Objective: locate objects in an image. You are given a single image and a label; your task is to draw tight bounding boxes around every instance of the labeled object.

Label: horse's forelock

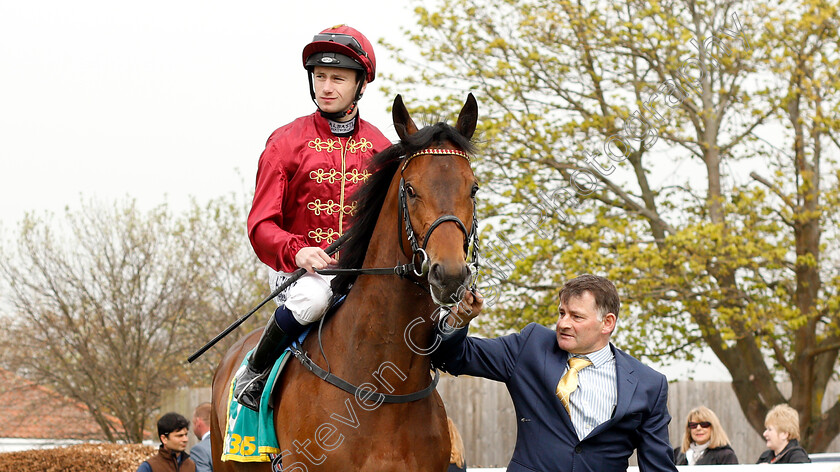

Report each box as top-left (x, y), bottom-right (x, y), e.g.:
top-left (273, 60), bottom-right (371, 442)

top-left (402, 122), bottom-right (475, 156)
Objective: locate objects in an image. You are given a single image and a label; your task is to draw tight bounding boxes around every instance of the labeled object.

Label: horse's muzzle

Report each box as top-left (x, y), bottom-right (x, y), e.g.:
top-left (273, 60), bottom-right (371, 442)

top-left (428, 261), bottom-right (471, 306)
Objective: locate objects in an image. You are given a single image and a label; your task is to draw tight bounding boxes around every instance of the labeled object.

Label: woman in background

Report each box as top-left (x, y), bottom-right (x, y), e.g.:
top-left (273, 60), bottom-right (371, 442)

top-left (673, 406), bottom-right (738, 465)
top-left (756, 404), bottom-right (810, 464)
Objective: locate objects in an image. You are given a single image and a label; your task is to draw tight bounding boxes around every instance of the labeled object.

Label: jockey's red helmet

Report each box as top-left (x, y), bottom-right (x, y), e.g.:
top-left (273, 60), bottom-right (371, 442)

top-left (302, 25), bottom-right (376, 83)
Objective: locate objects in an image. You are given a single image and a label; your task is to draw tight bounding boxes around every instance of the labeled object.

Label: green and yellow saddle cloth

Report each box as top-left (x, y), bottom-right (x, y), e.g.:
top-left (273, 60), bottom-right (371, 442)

top-left (221, 330), bottom-right (309, 464)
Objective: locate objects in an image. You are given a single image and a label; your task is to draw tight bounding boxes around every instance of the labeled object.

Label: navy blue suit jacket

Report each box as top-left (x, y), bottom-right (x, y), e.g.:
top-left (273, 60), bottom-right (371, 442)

top-left (433, 322), bottom-right (678, 472)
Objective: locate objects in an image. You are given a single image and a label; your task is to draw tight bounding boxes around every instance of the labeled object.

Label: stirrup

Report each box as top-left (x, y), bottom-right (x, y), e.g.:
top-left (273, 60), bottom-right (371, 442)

top-left (234, 365), bottom-right (269, 411)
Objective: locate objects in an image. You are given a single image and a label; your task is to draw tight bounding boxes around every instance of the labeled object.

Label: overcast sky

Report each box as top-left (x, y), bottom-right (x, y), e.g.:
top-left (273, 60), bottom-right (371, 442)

top-left (0, 1), bottom-right (733, 381)
top-left (0, 0), bottom-right (411, 227)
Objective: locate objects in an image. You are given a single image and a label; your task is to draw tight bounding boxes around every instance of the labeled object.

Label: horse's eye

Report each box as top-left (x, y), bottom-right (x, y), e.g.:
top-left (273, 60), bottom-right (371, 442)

top-left (405, 184), bottom-right (417, 198)
top-left (471, 184), bottom-right (479, 198)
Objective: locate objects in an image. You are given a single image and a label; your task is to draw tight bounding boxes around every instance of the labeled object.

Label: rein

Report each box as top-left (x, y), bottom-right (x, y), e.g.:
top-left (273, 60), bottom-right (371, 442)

top-left (292, 147), bottom-right (479, 403)
top-left (289, 344), bottom-right (440, 404)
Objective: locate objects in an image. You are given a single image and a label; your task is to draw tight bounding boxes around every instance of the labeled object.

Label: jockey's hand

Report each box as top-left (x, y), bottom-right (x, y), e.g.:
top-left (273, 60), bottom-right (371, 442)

top-left (295, 247), bottom-right (337, 274)
top-left (447, 289), bottom-right (484, 329)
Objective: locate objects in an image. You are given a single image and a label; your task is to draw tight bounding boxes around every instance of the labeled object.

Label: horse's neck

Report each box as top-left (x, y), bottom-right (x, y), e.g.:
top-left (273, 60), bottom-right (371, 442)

top-left (324, 240), bottom-right (438, 391)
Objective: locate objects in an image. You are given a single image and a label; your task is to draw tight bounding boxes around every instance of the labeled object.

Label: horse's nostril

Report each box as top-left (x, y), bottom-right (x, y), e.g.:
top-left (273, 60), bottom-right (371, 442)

top-left (429, 262), bottom-right (472, 286)
top-left (430, 263), bottom-right (443, 282)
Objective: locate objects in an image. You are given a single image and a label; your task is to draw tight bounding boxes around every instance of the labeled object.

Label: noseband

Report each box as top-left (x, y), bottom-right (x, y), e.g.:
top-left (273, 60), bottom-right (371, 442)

top-left (398, 148), bottom-right (480, 283)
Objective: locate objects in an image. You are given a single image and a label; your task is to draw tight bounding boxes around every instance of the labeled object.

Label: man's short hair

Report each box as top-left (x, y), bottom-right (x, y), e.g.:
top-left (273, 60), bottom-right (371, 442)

top-left (158, 412), bottom-right (190, 438)
top-left (765, 404), bottom-right (801, 440)
top-left (558, 274), bottom-right (620, 320)
top-left (193, 402), bottom-right (212, 424)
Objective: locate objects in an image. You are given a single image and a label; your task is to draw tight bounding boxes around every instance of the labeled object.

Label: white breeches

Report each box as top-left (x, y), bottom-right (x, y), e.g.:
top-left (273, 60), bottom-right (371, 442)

top-left (269, 269), bottom-right (335, 325)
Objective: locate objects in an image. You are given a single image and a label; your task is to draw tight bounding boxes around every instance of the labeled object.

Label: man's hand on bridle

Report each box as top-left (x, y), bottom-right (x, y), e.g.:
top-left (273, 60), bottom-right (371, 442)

top-left (447, 289), bottom-right (484, 329)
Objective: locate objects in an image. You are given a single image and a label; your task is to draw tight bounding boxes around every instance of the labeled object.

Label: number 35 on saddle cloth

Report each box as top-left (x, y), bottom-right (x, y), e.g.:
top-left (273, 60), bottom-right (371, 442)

top-left (222, 329), bottom-right (310, 463)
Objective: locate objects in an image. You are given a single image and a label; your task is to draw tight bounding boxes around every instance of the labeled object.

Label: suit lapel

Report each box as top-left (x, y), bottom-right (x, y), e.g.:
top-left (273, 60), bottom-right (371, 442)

top-left (548, 346), bottom-right (575, 431)
top-left (612, 347), bottom-right (638, 421)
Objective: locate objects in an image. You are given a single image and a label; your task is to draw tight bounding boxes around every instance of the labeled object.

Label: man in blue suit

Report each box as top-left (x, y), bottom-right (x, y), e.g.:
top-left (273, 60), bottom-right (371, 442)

top-left (435, 274), bottom-right (678, 472)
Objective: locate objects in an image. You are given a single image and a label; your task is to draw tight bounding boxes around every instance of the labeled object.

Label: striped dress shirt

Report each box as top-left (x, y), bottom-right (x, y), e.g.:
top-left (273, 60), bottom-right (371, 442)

top-left (565, 344), bottom-right (617, 440)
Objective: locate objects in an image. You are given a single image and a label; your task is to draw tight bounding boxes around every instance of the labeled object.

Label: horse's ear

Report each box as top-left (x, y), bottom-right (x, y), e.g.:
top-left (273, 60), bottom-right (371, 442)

top-left (456, 93), bottom-right (478, 140)
top-left (392, 94), bottom-right (418, 141)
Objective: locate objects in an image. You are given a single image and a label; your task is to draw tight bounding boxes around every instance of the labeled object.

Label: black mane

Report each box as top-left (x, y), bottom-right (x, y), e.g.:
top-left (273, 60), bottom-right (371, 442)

top-left (331, 122), bottom-right (475, 295)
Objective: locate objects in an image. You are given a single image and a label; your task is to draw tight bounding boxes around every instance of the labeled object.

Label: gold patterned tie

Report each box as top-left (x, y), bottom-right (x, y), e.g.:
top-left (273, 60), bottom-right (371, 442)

top-left (556, 357), bottom-right (593, 414)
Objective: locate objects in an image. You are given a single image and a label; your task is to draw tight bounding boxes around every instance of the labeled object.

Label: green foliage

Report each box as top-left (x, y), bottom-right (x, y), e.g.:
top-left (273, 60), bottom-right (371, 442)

top-left (384, 0), bottom-right (840, 450)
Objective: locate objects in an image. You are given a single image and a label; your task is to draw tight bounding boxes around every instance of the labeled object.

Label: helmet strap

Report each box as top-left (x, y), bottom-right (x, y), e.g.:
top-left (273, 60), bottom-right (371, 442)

top-left (308, 71), bottom-right (365, 121)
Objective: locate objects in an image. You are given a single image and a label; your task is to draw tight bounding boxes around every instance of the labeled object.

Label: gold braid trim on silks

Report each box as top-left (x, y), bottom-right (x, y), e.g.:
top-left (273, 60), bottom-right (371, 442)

top-left (307, 199), bottom-right (357, 217)
top-left (401, 148), bottom-right (471, 172)
top-left (307, 137), bottom-right (373, 154)
top-left (302, 137), bottom-right (374, 244)
top-left (309, 168), bottom-right (342, 184)
top-left (346, 137), bottom-right (373, 153)
top-left (309, 168), bottom-right (372, 184)
top-left (345, 168), bottom-right (371, 184)
top-left (308, 138), bottom-right (341, 152)
top-left (308, 228), bottom-right (341, 244)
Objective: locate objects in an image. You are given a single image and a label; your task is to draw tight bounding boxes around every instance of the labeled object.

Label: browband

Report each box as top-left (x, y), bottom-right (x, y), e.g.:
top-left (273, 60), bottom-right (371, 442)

top-left (401, 148), bottom-right (471, 172)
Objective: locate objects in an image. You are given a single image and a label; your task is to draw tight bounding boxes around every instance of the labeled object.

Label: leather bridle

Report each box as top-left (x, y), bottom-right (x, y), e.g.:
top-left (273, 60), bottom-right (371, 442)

top-left (397, 148), bottom-right (480, 293)
top-left (294, 147), bottom-right (480, 403)
top-left (318, 147), bottom-right (481, 297)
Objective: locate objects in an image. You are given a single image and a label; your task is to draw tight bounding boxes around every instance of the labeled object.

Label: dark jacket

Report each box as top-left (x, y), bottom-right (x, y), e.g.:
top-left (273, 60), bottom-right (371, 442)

top-left (757, 438), bottom-right (811, 464)
top-left (137, 445), bottom-right (197, 472)
top-left (432, 323), bottom-right (678, 472)
top-left (673, 444), bottom-right (739, 465)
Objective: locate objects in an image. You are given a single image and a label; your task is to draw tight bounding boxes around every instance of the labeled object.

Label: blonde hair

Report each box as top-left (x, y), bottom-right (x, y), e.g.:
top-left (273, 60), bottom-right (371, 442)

top-left (447, 417), bottom-right (466, 468)
top-left (680, 406), bottom-right (732, 452)
top-left (765, 404), bottom-right (800, 440)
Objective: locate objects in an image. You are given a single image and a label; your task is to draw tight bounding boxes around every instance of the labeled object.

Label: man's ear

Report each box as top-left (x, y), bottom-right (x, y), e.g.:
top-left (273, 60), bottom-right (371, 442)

top-left (602, 313), bottom-right (617, 334)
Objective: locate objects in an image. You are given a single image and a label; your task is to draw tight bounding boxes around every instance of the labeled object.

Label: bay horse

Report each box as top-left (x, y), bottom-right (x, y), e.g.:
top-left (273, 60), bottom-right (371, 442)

top-left (211, 93), bottom-right (479, 471)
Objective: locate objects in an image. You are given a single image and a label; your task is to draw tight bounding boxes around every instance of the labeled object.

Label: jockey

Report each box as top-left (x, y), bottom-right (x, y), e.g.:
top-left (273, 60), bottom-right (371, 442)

top-left (235, 25), bottom-right (392, 411)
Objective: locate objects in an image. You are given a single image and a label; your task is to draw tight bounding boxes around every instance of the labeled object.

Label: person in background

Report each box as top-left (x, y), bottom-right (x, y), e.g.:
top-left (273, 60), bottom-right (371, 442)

top-left (191, 402), bottom-right (213, 472)
top-left (757, 404), bottom-right (810, 464)
top-left (672, 406), bottom-right (738, 465)
top-left (447, 416), bottom-right (467, 472)
top-left (137, 412), bottom-right (195, 472)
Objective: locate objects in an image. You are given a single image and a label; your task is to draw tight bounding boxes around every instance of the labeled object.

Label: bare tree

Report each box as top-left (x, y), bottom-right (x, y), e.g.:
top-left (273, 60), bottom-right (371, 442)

top-left (0, 196), bottom-right (264, 442)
